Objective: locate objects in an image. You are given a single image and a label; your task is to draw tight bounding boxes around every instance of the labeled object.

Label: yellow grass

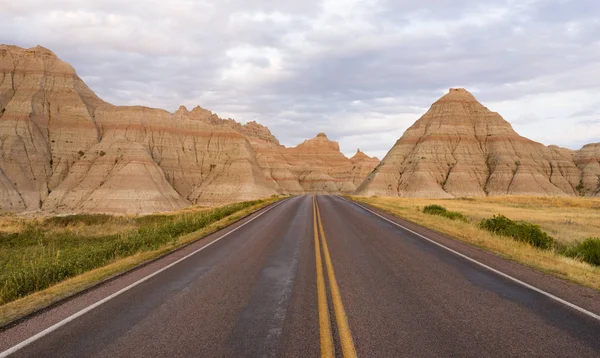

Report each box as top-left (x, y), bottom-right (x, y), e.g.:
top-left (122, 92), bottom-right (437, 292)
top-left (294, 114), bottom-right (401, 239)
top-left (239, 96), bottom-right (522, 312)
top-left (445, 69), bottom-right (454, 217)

top-left (0, 198), bottom-right (279, 326)
top-left (361, 196), bottom-right (600, 244)
top-left (351, 196), bottom-right (600, 291)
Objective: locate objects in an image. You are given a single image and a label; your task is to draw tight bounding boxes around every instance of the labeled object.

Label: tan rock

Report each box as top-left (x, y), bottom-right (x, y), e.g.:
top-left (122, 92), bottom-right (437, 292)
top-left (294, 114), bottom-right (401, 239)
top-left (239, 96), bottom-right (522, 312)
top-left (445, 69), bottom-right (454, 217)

top-left (43, 140), bottom-right (189, 214)
top-left (349, 149), bottom-right (380, 187)
top-left (0, 45), bottom-right (104, 211)
top-left (575, 143), bottom-right (600, 196)
top-left (356, 88), bottom-right (584, 198)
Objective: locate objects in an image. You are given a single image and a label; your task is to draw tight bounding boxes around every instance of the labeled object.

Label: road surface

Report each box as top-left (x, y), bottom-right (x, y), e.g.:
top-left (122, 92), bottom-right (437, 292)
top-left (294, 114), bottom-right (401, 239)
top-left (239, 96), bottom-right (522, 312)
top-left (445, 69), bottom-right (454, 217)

top-left (1, 195), bottom-right (599, 357)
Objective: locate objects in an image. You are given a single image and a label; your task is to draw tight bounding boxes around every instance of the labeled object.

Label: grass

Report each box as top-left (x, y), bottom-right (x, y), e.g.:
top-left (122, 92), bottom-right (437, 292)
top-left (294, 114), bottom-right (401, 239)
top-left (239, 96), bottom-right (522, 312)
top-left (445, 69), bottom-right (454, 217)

top-left (374, 196), bottom-right (600, 244)
top-left (564, 238), bottom-right (600, 266)
top-left (0, 197), bottom-right (280, 321)
top-left (350, 196), bottom-right (600, 291)
top-left (423, 204), bottom-right (468, 221)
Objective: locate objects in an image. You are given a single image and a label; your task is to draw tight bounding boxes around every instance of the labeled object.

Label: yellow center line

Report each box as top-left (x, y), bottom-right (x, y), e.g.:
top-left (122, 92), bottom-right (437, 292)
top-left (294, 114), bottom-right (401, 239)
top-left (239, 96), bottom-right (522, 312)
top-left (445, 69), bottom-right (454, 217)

top-left (316, 197), bottom-right (358, 358)
top-left (313, 197), bottom-right (335, 358)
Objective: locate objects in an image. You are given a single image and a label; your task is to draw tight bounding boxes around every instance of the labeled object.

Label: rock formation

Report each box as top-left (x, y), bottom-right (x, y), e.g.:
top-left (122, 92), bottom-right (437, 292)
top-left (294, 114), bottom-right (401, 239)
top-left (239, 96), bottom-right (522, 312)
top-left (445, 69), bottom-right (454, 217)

top-left (3, 45), bottom-right (597, 213)
top-left (0, 45), bottom-right (378, 213)
top-left (356, 88), bottom-right (600, 198)
top-left (575, 144), bottom-right (600, 196)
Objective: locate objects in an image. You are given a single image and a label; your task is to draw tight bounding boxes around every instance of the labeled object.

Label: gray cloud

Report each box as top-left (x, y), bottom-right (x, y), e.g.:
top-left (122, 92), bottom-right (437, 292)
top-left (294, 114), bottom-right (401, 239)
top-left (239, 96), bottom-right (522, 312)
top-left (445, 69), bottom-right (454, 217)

top-left (1, 0), bottom-right (600, 156)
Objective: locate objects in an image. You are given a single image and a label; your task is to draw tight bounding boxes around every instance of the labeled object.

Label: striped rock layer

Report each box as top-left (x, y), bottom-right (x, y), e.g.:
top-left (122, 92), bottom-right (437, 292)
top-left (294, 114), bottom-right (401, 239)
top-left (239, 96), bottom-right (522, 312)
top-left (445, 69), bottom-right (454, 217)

top-left (0, 45), bottom-right (378, 213)
top-left (356, 88), bottom-right (600, 198)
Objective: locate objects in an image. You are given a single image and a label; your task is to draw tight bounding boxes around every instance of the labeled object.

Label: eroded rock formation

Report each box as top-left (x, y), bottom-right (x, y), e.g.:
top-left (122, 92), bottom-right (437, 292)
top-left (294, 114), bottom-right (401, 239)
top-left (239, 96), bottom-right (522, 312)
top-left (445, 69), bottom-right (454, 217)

top-left (0, 45), bottom-right (378, 213)
top-left (3, 45), bottom-right (597, 213)
top-left (356, 88), bottom-right (600, 198)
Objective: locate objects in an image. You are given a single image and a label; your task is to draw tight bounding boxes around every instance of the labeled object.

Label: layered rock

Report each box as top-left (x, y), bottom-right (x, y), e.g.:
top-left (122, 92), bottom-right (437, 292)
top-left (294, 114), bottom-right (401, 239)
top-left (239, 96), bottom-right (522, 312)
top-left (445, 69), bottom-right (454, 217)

top-left (0, 45), bottom-right (105, 211)
top-left (249, 133), bottom-right (379, 195)
top-left (0, 45), bottom-right (378, 213)
top-left (575, 144), bottom-right (600, 196)
top-left (356, 88), bottom-right (599, 198)
top-left (349, 149), bottom-right (380, 186)
top-left (43, 140), bottom-right (189, 213)
top-left (7, 44), bottom-right (597, 213)
top-left (0, 45), bottom-right (279, 213)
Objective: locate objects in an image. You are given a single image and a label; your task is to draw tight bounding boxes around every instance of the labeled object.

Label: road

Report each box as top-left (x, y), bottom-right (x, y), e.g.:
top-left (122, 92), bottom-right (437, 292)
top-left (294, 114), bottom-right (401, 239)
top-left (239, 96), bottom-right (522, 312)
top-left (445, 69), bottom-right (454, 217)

top-left (1, 195), bottom-right (599, 357)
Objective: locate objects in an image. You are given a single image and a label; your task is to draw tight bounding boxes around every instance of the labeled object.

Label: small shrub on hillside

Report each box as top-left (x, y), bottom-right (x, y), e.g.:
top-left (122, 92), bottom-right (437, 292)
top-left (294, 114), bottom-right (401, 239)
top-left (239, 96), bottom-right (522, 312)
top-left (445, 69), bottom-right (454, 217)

top-left (479, 215), bottom-right (555, 250)
top-left (423, 205), bottom-right (467, 222)
top-left (564, 238), bottom-right (600, 266)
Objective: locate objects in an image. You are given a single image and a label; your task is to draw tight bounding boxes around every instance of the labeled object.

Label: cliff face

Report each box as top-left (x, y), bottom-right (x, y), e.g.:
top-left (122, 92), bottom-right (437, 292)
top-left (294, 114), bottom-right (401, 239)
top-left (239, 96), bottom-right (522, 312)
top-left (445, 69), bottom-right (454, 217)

top-left (0, 45), bottom-right (106, 212)
top-left (356, 88), bottom-right (600, 198)
top-left (3, 45), bottom-right (597, 213)
top-left (0, 45), bottom-right (377, 213)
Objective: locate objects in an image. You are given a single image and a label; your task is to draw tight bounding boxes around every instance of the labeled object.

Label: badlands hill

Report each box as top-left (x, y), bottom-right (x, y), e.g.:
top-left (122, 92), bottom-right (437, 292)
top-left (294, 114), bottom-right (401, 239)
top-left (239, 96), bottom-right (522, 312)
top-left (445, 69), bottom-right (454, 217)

top-left (0, 45), bottom-right (378, 213)
top-left (356, 88), bottom-right (600, 198)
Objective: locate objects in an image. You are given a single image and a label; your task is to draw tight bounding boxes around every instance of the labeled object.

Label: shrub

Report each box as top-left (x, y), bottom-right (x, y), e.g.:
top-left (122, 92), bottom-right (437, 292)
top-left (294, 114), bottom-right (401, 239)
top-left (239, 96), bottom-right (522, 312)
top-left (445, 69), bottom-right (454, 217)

top-left (423, 205), bottom-right (467, 221)
top-left (479, 215), bottom-right (555, 250)
top-left (564, 238), bottom-right (600, 266)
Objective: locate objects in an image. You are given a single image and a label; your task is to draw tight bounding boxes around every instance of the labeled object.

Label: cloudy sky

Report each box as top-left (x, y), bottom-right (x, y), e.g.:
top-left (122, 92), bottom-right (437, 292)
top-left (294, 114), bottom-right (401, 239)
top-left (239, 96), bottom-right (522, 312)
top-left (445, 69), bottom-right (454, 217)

top-left (1, 0), bottom-right (600, 158)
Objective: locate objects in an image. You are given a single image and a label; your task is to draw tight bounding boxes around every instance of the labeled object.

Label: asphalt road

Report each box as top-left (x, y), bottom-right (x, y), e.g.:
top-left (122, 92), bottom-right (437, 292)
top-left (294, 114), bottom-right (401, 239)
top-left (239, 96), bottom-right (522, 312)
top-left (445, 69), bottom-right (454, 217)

top-left (1, 195), bottom-right (599, 357)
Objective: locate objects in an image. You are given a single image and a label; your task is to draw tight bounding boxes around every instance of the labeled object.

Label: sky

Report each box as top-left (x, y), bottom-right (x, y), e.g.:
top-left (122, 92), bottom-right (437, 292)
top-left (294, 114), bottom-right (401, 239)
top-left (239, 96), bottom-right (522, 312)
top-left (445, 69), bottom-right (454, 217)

top-left (1, 0), bottom-right (600, 159)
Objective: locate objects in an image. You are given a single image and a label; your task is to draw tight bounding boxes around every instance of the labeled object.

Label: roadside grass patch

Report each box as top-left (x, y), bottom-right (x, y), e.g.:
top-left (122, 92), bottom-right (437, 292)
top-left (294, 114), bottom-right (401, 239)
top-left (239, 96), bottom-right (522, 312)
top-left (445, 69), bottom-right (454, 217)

top-left (350, 196), bottom-right (600, 291)
top-left (479, 215), bottom-right (555, 250)
top-left (44, 214), bottom-right (115, 227)
top-left (0, 199), bottom-right (269, 305)
top-left (564, 238), bottom-right (600, 266)
top-left (423, 204), bottom-right (468, 222)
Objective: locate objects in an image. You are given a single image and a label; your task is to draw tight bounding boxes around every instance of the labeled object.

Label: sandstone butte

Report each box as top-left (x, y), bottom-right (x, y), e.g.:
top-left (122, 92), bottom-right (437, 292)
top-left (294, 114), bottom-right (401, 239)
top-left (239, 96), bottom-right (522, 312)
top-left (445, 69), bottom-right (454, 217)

top-left (0, 45), bottom-right (379, 214)
top-left (356, 88), bottom-right (600, 198)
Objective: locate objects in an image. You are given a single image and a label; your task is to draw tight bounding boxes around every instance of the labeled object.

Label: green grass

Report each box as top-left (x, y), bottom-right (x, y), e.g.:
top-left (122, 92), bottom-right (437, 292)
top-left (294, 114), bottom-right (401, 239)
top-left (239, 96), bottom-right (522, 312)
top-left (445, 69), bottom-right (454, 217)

top-left (564, 238), bottom-right (600, 266)
top-left (423, 204), bottom-right (468, 221)
top-left (43, 214), bottom-right (115, 227)
top-left (479, 214), bottom-right (556, 250)
top-left (0, 199), bottom-right (268, 305)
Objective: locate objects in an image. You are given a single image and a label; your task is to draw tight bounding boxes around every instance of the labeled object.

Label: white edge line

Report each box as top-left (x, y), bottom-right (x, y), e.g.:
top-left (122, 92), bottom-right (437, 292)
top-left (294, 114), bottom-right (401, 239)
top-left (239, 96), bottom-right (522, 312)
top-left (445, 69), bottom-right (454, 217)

top-left (339, 196), bottom-right (600, 322)
top-left (0, 198), bottom-right (290, 358)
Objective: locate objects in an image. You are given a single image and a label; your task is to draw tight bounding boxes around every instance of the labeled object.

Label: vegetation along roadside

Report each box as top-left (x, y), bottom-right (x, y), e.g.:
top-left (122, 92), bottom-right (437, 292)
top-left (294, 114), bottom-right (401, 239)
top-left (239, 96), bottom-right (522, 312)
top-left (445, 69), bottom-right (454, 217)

top-left (0, 196), bottom-right (282, 326)
top-left (350, 196), bottom-right (600, 291)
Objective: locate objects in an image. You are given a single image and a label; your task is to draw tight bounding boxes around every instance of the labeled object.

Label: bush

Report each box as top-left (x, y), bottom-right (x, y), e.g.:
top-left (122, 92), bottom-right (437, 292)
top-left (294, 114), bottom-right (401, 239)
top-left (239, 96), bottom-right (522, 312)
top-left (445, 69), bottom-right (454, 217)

top-left (564, 238), bottom-right (600, 266)
top-left (423, 204), bottom-right (467, 221)
top-left (479, 215), bottom-right (555, 250)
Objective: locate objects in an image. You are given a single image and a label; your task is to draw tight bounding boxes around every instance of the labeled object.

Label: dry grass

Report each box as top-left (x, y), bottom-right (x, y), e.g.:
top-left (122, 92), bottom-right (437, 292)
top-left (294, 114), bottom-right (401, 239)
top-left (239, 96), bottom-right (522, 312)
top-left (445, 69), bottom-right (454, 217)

top-left (359, 196), bottom-right (600, 244)
top-left (351, 196), bottom-right (600, 291)
top-left (0, 198), bottom-right (280, 326)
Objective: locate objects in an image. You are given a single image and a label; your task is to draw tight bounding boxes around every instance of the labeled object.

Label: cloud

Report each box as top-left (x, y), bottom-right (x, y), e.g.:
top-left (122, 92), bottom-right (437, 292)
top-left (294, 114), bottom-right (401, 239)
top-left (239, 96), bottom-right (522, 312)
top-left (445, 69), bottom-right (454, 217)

top-left (1, 0), bottom-right (600, 156)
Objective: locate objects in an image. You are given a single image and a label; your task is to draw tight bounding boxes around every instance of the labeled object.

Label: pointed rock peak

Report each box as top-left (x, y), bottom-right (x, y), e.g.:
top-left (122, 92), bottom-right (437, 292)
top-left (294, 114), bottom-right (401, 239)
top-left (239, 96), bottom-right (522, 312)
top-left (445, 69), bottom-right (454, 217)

top-left (187, 105), bottom-right (217, 122)
top-left (175, 105), bottom-right (189, 114)
top-left (295, 132), bottom-right (340, 152)
top-left (435, 88), bottom-right (478, 104)
top-left (351, 148), bottom-right (379, 162)
top-left (241, 121), bottom-right (281, 145)
top-left (352, 148), bottom-right (368, 158)
top-left (191, 105), bottom-right (211, 114)
top-left (245, 120), bottom-right (261, 128)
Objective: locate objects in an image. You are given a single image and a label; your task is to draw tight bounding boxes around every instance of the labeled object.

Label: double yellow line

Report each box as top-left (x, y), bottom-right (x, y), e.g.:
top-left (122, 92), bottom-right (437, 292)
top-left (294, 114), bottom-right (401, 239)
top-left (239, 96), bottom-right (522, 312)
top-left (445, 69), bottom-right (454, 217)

top-left (313, 196), bottom-right (357, 358)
